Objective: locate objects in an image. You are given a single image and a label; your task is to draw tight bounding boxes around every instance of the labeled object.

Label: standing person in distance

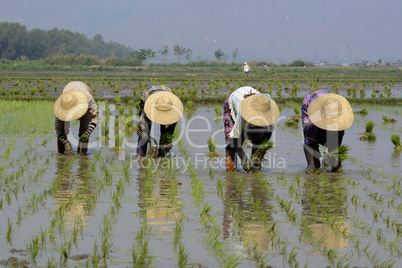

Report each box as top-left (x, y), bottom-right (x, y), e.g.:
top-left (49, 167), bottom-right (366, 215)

top-left (54, 81), bottom-right (99, 156)
top-left (244, 62), bottom-right (251, 76)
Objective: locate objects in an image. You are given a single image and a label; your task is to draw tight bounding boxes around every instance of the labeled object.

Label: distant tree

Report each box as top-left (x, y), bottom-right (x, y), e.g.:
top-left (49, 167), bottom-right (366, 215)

top-left (159, 45), bottom-right (169, 63)
top-left (174, 45), bottom-right (187, 64)
top-left (214, 49), bottom-right (226, 62)
top-left (130, 49), bottom-right (156, 65)
top-left (232, 48), bottom-right (239, 64)
top-left (93, 33), bottom-right (104, 43)
top-left (0, 22), bottom-right (134, 60)
top-left (378, 58), bottom-right (382, 67)
top-left (289, 59), bottom-right (307, 67)
top-left (184, 48), bottom-right (192, 63)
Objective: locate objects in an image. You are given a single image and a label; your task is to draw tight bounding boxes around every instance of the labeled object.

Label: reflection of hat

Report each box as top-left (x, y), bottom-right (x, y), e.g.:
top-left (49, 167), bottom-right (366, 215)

top-left (144, 91), bottom-right (183, 125)
top-left (54, 90), bottom-right (88, 121)
top-left (240, 94), bottom-right (280, 126)
top-left (308, 93), bottom-right (354, 131)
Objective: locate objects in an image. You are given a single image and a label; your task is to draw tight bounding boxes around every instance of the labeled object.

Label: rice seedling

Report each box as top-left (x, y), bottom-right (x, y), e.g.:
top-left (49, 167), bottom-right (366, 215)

top-left (213, 104), bottom-right (222, 116)
top-left (391, 134), bottom-right (401, 151)
top-left (206, 137), bottom-right (221, 157)
top-left (383, 115), bottom-right (397, 123)
top-left (354, 109), bottom-right (368, 116)
top-left (285, 105), bottom-right (300, 127)
top-left (360, 121), bottom-right (376, 141)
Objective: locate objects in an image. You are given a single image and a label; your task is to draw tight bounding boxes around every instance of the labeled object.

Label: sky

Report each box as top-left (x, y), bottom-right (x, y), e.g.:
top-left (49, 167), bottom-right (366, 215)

top-left (1, 0), bottom-right (401, 63)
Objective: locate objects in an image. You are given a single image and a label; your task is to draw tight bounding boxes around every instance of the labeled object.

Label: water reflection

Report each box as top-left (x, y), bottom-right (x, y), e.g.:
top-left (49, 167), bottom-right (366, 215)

top-left (137, 158), bottom-right (182, 232)
top-left (302, 174), bottom-right (350, 249)
top-left (391, 150), bottom-right (401, 166)
top-left (223, 173), bottom-right (273, 251)
top-left (53, 155), bottom-right (95, 228)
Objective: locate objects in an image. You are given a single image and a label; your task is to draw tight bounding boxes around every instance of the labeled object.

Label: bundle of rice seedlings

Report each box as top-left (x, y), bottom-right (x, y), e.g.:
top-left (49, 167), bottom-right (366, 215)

top-left (206, 137), bottom-right (220, 157)
top-left (354, 109), bottom-right (368, 116)
top-left (213, 105), bottom-right (222, 116)
top-left (360, 121), bottom-right (376, 141)
top-left (186, 100), bottom-right (195, 110)
top-left (113, 131), bottom-right (125, 151)
top-left (147, 137), bottom-right (159, 158)
top-left (284, 105), bottom-right (300, 127)
top-left (391, 134), bottom-right (401, 150)
top-left (365, 121), bottom-right (374, 133)
top-left (322, 145), bottom-right (349, 168)
top-left (382, 115), bottom-right (397, 123)
top-left (251, 140), bottom-right (273, 160)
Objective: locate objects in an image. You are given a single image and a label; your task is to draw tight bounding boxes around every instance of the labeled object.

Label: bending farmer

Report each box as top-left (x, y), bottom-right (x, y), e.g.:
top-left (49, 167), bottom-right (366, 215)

top-left (137, 85), bottom-right (183, 157)
top-left (54, 81), bottom-right (99, 156)
top-left (223, 86), bottom-right (279, 172)
top-left (301, 90), bottom-right (354, 173)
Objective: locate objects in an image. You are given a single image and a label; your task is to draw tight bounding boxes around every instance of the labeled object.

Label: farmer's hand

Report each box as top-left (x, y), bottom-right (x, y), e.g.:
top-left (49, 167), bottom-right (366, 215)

top-left (64, 141), bottom-right (74, 156)
top-left (80, 128), bottom-right (92, 142)
top-left (79, 133), bottom-right (90, 142)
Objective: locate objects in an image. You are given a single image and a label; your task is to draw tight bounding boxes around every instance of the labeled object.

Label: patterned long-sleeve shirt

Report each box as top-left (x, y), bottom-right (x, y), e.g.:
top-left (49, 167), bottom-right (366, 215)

top-left (54, 81), bottom-right (99, 137)
top-left (302, 90), bottom-right (344, 145)
top-left (137, 84), bottom-right (172, 138)
top-left (228, 86), bottom-right (260, 139)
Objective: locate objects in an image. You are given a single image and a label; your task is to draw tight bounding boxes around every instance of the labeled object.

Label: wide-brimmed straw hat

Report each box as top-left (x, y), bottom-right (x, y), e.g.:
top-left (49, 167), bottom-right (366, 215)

top-left (308, 93), bottom-right (354, 131)
top-left (144, 91), bottom-right (183, 125)
top-left (239, 94), bottom-right (280, 127)
top-left (54, 90), bottom-right (89, 121)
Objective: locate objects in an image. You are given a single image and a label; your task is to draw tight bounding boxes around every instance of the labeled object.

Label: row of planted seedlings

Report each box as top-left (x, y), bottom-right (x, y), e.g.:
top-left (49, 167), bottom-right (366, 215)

top-left (23, 150), bottom-right (137, 267)
top-left (0, 99), bottom-right (134, 266)
top-left (1, 75), bottom-right (398, 101)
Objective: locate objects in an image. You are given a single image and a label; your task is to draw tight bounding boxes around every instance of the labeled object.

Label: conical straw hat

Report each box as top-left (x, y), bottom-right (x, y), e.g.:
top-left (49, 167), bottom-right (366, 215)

top-left (144, 91), bottom-right (183, 125)
top-left (239, 94), bottom-right (280, 127)
top-left (53, 90), bottom-right (89, 121)
top-left (308, 93), bottom-right (354, 131)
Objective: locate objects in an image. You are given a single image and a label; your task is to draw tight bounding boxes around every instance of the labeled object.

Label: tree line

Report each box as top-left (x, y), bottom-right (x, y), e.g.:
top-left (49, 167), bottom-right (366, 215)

top-left (0, 22), bottom-right (134, 60)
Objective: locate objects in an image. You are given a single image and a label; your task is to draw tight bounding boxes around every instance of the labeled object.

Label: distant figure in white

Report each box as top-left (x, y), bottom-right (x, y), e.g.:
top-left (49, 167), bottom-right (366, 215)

top-left (244, 62), bottom-right (251, 76)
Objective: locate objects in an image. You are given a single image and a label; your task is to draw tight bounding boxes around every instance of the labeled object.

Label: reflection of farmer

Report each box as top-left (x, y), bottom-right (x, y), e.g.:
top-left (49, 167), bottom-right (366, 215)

top-left (243, 62), bottom-right (250, 76)
top-left (302, 175), bottom-right (349, 249)
top-left (222, 173), bottom-right (273, 250)
top-left (54, 81), bottom-right (99, 156)
top-left (223, 86), bottom-right (279, 172)
top-left (54, 156), bottom-right (94, 225)
top-left (137, 85), bottom-right (183, 157)
top-left (301, 90), bottom-right (354, 173)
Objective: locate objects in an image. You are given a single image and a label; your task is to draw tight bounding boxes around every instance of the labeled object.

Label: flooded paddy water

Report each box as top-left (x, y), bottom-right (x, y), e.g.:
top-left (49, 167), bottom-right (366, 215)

top-left (0, 95), bottom-right (401, 267)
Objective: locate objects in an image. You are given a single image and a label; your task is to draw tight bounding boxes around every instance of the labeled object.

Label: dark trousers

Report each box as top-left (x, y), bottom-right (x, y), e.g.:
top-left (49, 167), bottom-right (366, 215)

top-left (136, 123), bottom-right (176, 157)
top-left (303, 125), bottom-right (344, 158)
top-left (226, 127), bottom-right (272, 154)
top-left (57, 111), bottom-right (92, 154)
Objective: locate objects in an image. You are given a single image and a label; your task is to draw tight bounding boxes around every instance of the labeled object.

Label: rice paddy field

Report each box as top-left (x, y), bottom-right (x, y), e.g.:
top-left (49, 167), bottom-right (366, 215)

top-left (0, 69), bottom-right (401, 267)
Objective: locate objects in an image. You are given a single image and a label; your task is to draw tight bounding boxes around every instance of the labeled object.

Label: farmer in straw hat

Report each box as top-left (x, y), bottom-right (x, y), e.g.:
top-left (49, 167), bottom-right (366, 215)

top-left (54, 81), bottom-right (99, 156)
top-left (137, 85), bottom-right (183, 157)
top-left (301, 90), bottom-right (354, 173)
top-left (223, 86), bottom-right (280, 172)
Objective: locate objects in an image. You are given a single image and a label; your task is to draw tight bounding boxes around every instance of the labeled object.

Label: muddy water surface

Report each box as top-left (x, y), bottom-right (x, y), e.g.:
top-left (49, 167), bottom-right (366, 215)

top-left (0, 102), bottom-right (401, 267)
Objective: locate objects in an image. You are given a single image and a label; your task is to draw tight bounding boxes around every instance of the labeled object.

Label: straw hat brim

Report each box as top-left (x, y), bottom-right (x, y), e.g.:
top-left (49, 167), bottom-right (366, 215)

top-left (307, 93), bottom-right (354, 131)
top-left (144, 91), bottom-right (183, 125)
top-left (54, 90), bottom-right (89, 121)
top-left (239, 94), bottom-right (280, 127)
